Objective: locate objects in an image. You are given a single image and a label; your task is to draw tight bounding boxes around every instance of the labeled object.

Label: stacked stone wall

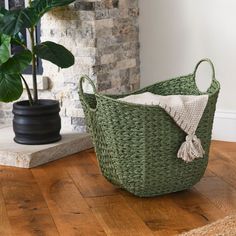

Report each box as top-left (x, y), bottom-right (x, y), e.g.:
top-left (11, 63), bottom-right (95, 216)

top-left (0, 0), bottom-right (140, 132)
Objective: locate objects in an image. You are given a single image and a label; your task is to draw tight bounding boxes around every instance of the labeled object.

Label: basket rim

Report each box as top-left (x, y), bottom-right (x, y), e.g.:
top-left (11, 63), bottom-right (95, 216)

top-left (91, 73), bottom-right (220, 109)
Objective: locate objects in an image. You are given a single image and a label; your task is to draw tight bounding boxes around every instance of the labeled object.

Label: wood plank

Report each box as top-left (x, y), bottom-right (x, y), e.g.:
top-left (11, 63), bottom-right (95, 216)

top-left (0, 166), bottom-right (59, 236)
top-left (121, 187), bottom-right (225, 236)
top-left (207, 141), bottom-right (236, 189)
top-left (85, 195), bottom-right (154, 236)
top-left (195, 176), bottom-right (236, 215)
top-left (64, 151), bottom-right (119, 197)
top-left (211, 140), bottom-right (236, 153)
top-left (210, 141), bottom-right (236, 166)
top-left (0, 184), bottom-right (12, 236)
top-left (172, 189), bottom-right (225, 221)
top-left (203, 169), bottom-right (215, 177)
top-left (208, 141), bottom-right (220, 161)
top-left (31, 158), bottom-right (106, 236)
top-left (208, 153), bottom-right (236, 188)
top-left (0, 142), bottom-right (236, 235)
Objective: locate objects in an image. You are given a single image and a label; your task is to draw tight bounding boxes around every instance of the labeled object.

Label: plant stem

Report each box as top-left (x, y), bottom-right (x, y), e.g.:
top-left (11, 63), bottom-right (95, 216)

top-left (14, 39), bottom-right (28, 50)
top-left (29, 27), bottom-right (38, 103)
top-left (20, 74), bottom-right (33, 106)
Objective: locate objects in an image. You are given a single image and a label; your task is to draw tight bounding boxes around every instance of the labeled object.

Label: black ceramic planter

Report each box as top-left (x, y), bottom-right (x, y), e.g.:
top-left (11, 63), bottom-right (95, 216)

top-left (13, 99), bottom-right (61, 145)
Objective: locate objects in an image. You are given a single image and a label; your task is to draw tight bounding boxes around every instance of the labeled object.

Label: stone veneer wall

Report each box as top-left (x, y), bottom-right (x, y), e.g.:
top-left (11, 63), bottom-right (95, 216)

top-left (0, 0), bottom-right (140, 132)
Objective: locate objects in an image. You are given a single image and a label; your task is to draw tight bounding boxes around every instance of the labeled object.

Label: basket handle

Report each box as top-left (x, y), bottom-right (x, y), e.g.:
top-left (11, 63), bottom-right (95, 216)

top-left (79, 75), bottom-right (97, 110)
top-left (193, 58), bottom-right (216, 91)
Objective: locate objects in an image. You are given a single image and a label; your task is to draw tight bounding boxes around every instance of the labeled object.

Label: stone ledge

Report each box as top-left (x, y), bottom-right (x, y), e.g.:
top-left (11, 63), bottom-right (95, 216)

top-left (0, 126), bottom-right (93, 168)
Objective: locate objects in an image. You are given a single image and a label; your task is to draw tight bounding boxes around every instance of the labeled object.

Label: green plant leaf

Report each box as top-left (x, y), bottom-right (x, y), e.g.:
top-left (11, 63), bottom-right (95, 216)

top-left (34, 41), bottom-right (74, 68)
top-left (11, 32), bottom-right (26, 46)
top-left (0, 34), bottom-right (11, 65)
top-left (1, 50), bottom-right (32, 74)
top-left (0, 8), bottom-right (38, 36)
top-left (0, 7), bottom-right (8, 18)
top-left (31, 0), bottom-right (75, 16)
top-left (0, 72), bottom-right (23, 102)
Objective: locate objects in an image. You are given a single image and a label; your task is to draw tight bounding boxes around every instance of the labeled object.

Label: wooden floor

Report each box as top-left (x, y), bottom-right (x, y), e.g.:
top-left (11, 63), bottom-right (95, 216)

top-left (0, 141), bottom-right (236, 236)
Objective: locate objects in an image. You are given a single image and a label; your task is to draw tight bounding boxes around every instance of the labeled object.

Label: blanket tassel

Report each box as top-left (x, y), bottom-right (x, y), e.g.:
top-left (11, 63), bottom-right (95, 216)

top-left (177, 134), bottom-right (205, 163)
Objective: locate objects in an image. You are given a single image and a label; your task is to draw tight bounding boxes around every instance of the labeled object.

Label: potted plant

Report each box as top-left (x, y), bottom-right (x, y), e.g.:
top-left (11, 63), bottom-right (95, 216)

top-left (0, 0), bottom-right (75, 145)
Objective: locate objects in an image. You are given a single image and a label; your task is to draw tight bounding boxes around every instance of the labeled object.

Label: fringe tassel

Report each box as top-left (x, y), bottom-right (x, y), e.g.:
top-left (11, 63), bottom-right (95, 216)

top-left (177, 134), bottom-right (205, 163)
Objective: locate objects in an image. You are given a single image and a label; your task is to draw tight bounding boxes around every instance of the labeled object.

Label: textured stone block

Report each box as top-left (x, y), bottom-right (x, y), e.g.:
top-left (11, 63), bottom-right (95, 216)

top-left (101, 54), bottom-right (115, 64)
top-left (0, 126), bottom-right (93, 168)
top-left (116, 59), bottom-right (136, 70)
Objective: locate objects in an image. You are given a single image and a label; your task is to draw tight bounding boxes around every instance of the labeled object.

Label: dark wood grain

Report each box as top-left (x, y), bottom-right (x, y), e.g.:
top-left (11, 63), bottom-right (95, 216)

top-left (85, 195), bottom-right (154, 236)
top-left (0, 167), bottom-right (59, 236)
top-left (0, 184), bottom-right (11, 236)
top-left (31, 159), bottom-right (106, 236)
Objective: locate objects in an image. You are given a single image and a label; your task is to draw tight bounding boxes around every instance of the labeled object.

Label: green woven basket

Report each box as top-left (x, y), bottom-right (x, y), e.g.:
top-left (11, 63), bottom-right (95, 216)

top-left (79, 59), bottom-right (220, 197)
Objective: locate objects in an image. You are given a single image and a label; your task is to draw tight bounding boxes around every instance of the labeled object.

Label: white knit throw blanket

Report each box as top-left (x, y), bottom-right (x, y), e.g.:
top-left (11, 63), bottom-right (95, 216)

top-left (118, 92), bottom-right (209, 163)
